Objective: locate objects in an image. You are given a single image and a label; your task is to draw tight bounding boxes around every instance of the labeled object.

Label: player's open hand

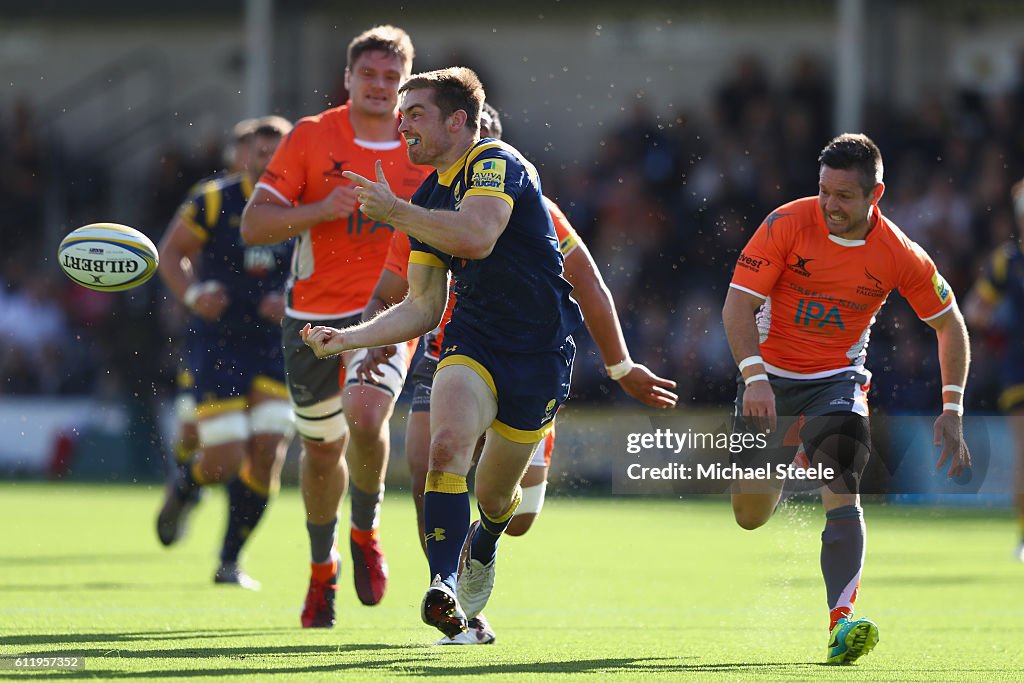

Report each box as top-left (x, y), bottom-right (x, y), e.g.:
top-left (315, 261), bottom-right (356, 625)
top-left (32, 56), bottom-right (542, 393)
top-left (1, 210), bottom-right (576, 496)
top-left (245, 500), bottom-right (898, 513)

top-left (343, 160), bottom-right (400, 223)
top-left (300, 323), bottom-right (348, 359)
top-left (317, 185), bottom-right (359, 222)
top-left (933, 411), bottom-right (971, 478)
top-left (618, 364), bottom-right (678, 408)
top-left (742, 379), bottom-right (777, 433)
top-left (356, 345), bottom-right (398, 383)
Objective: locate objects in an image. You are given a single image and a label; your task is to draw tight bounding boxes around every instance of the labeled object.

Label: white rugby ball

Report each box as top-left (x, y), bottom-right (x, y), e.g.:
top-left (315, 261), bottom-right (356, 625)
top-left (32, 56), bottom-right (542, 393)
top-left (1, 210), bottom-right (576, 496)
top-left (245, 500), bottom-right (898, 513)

top-left (58, 223), bottom-right (159, 292)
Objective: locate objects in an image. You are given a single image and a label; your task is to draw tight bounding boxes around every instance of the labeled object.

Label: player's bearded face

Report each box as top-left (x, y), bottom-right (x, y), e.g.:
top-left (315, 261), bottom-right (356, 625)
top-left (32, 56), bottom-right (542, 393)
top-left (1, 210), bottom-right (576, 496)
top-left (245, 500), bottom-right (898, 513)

top-left (345, 51), bottom-right (406, 117)
top-left (818, 166), bottom-right (880, 240)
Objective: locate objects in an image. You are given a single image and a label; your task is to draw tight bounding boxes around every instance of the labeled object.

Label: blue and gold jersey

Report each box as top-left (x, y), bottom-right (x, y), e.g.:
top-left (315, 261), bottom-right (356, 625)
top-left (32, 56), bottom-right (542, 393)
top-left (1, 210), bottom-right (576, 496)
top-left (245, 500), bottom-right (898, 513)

top-left (975, 239), bottom-right (1024, 410)
top-left (408, 139), bottom-right (583, 352)
top-left (176, 172), bottom-right (291, 340)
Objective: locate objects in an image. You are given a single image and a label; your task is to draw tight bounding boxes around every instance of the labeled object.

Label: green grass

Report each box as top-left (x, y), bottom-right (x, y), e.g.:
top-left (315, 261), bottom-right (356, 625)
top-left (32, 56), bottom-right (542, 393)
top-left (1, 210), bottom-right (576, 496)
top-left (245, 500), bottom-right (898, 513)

top-left (0, 483), bottom-right (1022, 681)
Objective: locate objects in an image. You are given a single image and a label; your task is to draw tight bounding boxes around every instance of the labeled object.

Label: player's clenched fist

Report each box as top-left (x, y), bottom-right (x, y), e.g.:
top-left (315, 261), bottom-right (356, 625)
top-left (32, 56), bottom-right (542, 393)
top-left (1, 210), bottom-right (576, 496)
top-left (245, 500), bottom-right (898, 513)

top-left (300, 323), bottom-right (348, 359)
top-left (316, 185), bottom-right (359, 222)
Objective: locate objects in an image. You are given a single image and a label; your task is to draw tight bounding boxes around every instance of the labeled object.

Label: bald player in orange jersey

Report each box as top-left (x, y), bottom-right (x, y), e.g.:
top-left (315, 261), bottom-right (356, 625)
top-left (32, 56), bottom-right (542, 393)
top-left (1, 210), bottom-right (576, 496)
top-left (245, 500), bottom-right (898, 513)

top-left (722, 133), bottom-right (971, 665)
top-left (240, 25), bottom-right (430, 628)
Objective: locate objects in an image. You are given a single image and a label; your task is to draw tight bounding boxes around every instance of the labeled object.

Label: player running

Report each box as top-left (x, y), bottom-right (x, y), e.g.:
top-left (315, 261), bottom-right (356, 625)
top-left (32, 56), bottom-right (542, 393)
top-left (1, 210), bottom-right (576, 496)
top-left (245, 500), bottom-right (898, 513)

top-left (156, 115), bottom-right (294, 590)
top-left (301, 66), bottom-right (584, 641)
top-left (241, 25), bottom-right (431, 627)
top-left (359, 103), bottom-right (677, 644)
top-left (722, 133), bottom-right (971, 664)
top-left (964, 177), bottom-right (1024, 562)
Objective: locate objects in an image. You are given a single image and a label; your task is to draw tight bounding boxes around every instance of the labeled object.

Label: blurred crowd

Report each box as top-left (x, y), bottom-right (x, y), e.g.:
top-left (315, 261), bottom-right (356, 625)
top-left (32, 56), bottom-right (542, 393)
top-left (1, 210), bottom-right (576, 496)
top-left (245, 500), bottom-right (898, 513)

top-left (2, 51), bottom-right (1024, 415)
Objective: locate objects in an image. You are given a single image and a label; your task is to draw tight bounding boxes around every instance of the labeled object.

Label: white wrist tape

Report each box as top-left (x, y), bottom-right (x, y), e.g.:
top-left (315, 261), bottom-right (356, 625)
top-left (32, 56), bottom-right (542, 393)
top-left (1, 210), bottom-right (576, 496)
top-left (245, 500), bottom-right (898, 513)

top-left (941, 385), bottom-right (964, 394)
top-left (183, 282), bottom-right (205, 309)
top-left (942, 402), bottom-right (964, 415)
top-left (744, 373), bottom-right (769, 386)
top-left (738, 355), bottom-right (764, 372)
top-left (606, 358), bottom-right (635, 381)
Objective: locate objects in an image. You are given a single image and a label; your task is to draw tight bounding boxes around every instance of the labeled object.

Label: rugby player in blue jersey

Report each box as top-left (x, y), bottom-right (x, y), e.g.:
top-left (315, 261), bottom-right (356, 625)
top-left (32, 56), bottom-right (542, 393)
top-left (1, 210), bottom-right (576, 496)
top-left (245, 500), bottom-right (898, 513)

top-left (301, 66), bottom-right (584, 639)
top-left (156, 116), bottom-right (294, 590)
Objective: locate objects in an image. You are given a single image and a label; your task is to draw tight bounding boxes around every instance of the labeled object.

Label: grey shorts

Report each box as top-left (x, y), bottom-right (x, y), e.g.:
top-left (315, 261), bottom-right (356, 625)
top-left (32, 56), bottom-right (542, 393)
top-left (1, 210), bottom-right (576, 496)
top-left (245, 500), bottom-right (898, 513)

top-left (732, 369), bottom-right (872, 491)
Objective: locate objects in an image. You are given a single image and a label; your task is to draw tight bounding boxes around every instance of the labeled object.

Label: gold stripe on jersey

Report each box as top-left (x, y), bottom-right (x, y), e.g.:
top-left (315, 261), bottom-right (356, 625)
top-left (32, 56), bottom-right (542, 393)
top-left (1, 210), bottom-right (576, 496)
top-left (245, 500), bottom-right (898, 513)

top-left (202, 182), bottom-right (222, 229)
top-left (993, 248), bottom-right (1009, 284)
top-left (465, 140), bottom-right (539, 185)
top-left (437, 354), bottom-right (497, 398)
top-left (491, 418), bottom-right (555, 444)
top-left (464, 187), bottom-right (514, 209)
top-left (180, 212), bottom-right (209, 243)
top-left (409, 251), bottom-right (446, 268)
top-left (975, 278), bottom-right (1000, 304)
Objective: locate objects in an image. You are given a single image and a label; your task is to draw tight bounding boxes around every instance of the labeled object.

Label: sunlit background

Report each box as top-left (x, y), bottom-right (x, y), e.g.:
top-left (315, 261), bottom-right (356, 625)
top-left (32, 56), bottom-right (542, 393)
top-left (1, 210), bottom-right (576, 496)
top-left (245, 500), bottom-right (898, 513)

top-left (1, 0), bottom-right (1022, 501)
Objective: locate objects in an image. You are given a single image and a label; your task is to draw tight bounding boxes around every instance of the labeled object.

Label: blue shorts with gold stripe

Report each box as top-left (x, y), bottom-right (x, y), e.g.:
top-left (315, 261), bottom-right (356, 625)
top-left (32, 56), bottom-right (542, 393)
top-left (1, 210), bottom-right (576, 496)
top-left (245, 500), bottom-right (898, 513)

top-left (998, 362), bottom-right (1024, 413)
top-left (436, 333), bottom-right (575, 444)
top-left (186, 331), bottom-right (287, 418)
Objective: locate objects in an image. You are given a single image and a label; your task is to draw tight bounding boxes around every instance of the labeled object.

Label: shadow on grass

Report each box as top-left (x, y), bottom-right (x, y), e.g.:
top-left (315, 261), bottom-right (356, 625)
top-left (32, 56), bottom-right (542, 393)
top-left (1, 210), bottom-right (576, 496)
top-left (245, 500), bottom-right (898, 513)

top-left (2, 629), bottom-right (318, 647)
top-left (0, 652), bottom-right (830, 680)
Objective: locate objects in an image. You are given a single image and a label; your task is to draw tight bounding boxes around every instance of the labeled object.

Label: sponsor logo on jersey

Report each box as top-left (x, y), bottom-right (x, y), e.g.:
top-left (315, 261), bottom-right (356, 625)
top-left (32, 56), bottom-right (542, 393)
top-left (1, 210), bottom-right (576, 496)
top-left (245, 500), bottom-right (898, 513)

top-left (737, 253), bottom-right (769, 272)
top-left (794, 299), bottom-right (845, 329)
top-left (323, 156), bottom-right (347, 179)
top-left (931, 271), bottom-right (951, 303)
top-left (471, 158), bottom-right (506, 191)
top-left (856, 268), bottom-right (886, 298)
top-left (788, 254), bottom-right (815, 277)
top-left (763, 211), bottom-right (792, 235)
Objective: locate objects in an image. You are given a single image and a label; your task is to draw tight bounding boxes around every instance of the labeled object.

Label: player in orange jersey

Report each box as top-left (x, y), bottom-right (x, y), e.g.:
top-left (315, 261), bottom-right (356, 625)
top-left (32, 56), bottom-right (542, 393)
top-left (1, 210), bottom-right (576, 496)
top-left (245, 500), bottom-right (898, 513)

top-left (358, 102), bottom-right (677, 644)
top-left (722, 133), bottom-right (971, 664)
top-left (240, 25), bottom-right (430, 628)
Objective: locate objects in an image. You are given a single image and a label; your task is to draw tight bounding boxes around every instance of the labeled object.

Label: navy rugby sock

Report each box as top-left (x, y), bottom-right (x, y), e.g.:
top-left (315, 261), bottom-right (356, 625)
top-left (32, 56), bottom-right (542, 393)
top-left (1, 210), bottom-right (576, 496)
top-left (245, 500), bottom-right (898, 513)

top-left (470, 486), bottom-right (522, 566)
top-left (220, 475), bottom-right (269, 564)
top-left (423, 471), bottom-right (470, 589)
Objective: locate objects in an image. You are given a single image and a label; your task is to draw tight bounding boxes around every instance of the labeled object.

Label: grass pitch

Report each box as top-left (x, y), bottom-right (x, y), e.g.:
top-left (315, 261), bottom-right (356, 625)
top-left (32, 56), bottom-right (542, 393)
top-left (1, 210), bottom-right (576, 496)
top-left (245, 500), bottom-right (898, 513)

top-left (0, 482), bottom-right (1022, 681)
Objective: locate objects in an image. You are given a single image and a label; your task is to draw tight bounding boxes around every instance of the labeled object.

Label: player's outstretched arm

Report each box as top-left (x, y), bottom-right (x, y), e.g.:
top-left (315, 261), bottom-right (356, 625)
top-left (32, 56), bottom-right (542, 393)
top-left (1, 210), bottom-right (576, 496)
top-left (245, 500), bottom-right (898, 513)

top-left (301, 261), bottom-right (447, 360)
top-left (723, 286), bottom-right (776, 433)
top-left (925, 306), bottom-right (972, 477)
top-left (344, 161), bottom-right (511, 259)
top-left (356, 268), bottom-right (414, 381)
top-left (561, 240), bottom-right (677, 408)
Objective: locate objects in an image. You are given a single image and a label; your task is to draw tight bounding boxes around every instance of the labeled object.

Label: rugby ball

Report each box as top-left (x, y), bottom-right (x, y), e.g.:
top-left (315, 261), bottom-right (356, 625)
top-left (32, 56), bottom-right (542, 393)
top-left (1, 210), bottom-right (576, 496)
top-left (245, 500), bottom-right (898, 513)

top-left (57, 223), bottom-right (159, 292)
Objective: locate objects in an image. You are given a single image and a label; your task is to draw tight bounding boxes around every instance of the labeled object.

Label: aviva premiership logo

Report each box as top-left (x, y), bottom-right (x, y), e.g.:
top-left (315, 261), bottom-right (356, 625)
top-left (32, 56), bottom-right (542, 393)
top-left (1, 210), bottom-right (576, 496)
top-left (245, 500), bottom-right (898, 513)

top-left (931, 271), bottom-right (951, 303)
top-left (471, 158), bottom-right (506, 191)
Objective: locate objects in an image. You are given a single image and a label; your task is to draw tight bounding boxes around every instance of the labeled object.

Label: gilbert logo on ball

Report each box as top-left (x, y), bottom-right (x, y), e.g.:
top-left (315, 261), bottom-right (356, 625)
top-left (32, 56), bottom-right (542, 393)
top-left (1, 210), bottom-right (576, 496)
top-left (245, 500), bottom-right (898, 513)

top-left (58, 223), bottom-right (159, 292)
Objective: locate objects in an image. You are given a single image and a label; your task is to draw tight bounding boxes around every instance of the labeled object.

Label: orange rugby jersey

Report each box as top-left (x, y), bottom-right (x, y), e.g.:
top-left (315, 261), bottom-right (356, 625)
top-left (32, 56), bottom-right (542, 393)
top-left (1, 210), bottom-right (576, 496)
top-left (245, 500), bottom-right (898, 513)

top-left (257, 104), bottom-right (430, 318)
top-left (729, 196), bottom-right (954, 377)
top-left (382, 195), bottom-right (580, 360)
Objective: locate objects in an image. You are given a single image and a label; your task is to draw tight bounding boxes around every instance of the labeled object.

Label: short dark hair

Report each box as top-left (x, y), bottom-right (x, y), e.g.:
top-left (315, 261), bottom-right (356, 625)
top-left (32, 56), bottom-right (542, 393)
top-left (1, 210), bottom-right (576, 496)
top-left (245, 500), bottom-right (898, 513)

top-left (818, 133), bottom-right (883, 194)
top-left (347, 25), bottom-right (414, 72)
top-left (400, 67), bottom-right (485, 133)
top-left (232, 115), bottom-right (291, 143)
top-left (480, 102), bottom-right (502, 140)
